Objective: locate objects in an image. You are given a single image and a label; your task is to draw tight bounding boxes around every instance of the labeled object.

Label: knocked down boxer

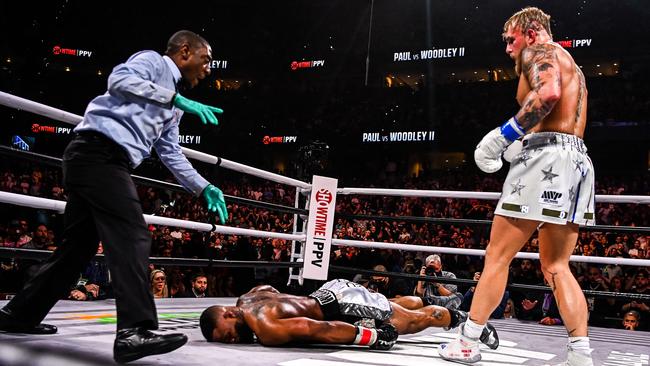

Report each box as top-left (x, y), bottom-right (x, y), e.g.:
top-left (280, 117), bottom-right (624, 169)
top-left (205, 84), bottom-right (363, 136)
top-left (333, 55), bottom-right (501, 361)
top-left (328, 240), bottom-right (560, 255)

top-left (199, 279), bottom-right (498, 350)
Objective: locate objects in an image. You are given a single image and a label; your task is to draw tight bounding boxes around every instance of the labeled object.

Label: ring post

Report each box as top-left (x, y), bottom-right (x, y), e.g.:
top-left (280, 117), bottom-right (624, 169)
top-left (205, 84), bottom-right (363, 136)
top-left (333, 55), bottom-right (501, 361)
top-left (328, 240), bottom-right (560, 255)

top-left (302, 176), bottom-right (338, 280)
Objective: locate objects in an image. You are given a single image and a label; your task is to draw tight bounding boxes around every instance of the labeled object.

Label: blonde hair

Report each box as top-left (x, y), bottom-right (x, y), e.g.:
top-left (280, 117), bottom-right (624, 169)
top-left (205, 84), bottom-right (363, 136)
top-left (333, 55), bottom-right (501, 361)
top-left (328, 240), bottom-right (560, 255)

top-left (503, 7), bottom-right (552, 38)
top-left (150, 269), bottom-right (169, 298)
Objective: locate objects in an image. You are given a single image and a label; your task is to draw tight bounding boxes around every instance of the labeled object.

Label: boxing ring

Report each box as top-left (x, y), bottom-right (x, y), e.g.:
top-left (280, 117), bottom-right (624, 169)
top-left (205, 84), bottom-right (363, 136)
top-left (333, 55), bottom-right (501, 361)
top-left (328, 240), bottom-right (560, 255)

top-left (1, 91), bottom-right (650, 365)
top-left (1, 298), bottom-right (649, 365)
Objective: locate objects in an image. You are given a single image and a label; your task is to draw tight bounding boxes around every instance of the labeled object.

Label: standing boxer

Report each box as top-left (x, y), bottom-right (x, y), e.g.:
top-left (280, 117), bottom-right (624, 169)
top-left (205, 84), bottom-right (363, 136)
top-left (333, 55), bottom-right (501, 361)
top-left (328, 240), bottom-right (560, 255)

top-left (439, 7), bottom-right (594, 366)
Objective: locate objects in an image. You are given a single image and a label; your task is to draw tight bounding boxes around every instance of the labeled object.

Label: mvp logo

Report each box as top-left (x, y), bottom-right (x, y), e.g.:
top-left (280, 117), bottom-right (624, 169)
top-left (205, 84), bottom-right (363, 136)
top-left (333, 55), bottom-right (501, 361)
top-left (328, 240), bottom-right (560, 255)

top-left (540, 191), bottom-right (564, 206)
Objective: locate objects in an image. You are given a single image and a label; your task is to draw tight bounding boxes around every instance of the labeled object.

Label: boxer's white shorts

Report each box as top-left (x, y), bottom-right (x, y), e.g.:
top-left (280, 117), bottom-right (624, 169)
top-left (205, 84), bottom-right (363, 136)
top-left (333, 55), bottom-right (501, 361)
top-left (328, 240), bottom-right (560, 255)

top-left (495, 132), bottom-right (595, 226)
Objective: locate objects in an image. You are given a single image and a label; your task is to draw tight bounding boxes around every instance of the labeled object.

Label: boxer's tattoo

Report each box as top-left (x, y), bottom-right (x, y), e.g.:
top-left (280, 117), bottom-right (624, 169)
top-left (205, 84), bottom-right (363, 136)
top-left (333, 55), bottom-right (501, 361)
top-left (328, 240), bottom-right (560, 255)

top-left (548, 271), bottom-right (558, 292)
top-left (516, 44), bottom-right (561, 131)
top-left (547, 271), bottom-right (561, 308)
top-left (250, 303), bottom-right (266, 318)
top-left (432, 309), bottom-right (444, 320)
top-left (575, 66), bottom-right (586, 124)
top-left (568, 328), bottom-right (578, 337)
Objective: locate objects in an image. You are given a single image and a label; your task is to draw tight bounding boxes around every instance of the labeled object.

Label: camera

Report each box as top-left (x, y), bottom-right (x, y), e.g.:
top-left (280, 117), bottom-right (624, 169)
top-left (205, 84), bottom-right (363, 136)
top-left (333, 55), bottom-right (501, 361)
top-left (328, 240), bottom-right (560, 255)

top-left (425, 267), bottom-right (436, 276)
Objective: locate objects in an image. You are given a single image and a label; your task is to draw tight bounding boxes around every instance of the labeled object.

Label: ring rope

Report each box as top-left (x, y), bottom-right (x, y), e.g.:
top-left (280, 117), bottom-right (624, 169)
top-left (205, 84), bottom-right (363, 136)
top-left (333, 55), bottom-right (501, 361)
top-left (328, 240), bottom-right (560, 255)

top-left (3, 247), bottom-right (644, 300)
top-left (336, 212), bottom-right (650, 233)
top-left (338, 187), bottom-right (650, 204)
top-left (0, 145), bottom-right (309, 216)
top-left (332, 238), bottom-right (650, 267)
top-left (2, 90), bottom-right (649, 288)
top-left (332, 266), bottom-right (650, 301)
top-left (0, 248), bottom-right (303, 269)
top-left (0, 190), bottom-right (644, 267)
top-left (0, 191), bottom-right (305, 242)
top-left (2, 90), bottom-right (648, 202)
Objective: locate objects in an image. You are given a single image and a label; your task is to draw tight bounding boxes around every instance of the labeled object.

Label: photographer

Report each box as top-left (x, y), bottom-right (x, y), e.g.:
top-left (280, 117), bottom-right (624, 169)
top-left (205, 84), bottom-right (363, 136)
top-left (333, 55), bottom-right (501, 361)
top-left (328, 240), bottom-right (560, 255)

top-left (414, 255), bottom-right (462, 309)
top-left (460, 272), bottom-right (509, 319)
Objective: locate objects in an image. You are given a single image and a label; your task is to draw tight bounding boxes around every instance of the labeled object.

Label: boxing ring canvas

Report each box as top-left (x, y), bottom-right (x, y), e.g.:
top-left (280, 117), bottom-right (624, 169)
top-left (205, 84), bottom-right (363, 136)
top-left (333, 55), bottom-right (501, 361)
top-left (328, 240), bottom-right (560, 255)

top-left (0, 298), bottom-right (647, 366)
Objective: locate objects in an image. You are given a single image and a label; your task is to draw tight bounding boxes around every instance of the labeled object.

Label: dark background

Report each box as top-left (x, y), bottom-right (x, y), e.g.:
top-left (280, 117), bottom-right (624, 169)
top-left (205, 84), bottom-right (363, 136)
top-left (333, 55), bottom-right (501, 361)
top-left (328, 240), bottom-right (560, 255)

top-left (1, 0), bottom-right (649, 184)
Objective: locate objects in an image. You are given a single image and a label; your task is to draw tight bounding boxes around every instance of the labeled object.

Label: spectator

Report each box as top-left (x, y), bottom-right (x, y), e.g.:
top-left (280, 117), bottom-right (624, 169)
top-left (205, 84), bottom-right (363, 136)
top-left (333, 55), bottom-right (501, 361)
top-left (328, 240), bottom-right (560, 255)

top-left (601, 275), bottom-right (627, 320)
top-left (621, 310), bottom-right (641, 331)
top-left (168, 269), bottom-right (187, 298)
top-left (579, 266), bottom-right (610, 326)
top-left (362, 265), bottom-right (412, 298)
top-left (510, 259), bottom-right (545, 321)
top-left (21, 224), bottom-right (51, 250)
top-left (217, 274), bottom-right (237, 297)
top-left (68, 283), bottom-right (110, 301)
top-left (621, 269), bottom-right (650, 319)
top-left (150, 269), bottom-right (169, 299)
top-left (538, 279), bottom-right (562, 326)
top-left (177, 273), bottom-right (208, 298)
top-left (628, 239), bottom-right (644, 259)
top-left (460, 272), bottom-right (509, 319)
top-left (503, 298), bottom-right (516, 319)
top-left (414, 254), bottom-right (462, 309)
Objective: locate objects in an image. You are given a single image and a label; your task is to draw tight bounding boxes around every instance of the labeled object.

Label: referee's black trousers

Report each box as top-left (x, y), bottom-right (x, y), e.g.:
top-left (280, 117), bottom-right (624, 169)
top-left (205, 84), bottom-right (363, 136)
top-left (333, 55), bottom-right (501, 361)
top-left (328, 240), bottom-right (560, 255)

top-left (4, 132), bottom-right (158, 330)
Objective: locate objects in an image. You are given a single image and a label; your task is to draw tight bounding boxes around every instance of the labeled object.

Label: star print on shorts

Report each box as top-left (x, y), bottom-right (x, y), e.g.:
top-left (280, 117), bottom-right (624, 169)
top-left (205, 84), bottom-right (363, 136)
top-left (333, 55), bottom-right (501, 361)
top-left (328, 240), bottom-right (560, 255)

top-left (541, 166), bottom-right (559, 183)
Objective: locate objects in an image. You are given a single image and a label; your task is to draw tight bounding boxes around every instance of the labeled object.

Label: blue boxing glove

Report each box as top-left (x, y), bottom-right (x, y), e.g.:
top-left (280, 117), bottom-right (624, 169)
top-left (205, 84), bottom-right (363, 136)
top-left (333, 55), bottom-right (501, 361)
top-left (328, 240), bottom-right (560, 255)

top-left (173, 94), bottom-right (223, 125)
top-left (474, 117), bottom-right (525, 173)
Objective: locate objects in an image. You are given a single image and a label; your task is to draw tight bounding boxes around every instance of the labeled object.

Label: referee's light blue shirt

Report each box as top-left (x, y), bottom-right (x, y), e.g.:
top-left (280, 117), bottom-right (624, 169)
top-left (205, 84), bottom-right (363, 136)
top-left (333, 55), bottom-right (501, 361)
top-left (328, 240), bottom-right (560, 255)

top-left (74, 50), bottom-right (209, 196)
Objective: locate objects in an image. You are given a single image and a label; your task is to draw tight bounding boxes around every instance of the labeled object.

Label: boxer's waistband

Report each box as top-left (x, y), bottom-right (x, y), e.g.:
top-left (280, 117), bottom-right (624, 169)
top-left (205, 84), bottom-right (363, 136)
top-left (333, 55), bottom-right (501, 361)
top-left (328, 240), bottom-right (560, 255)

top-left (309, 288), bottom-right (340, 321)
top-left (522, 132), bottom-right (587, 153)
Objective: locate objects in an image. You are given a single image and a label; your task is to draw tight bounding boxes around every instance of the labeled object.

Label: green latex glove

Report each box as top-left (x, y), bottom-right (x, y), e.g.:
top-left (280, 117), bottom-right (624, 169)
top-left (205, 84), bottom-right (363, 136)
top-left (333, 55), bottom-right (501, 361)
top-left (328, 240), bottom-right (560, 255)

top-left (173, 94), bottom-right (223, 125)
top-left (202, 184), bottom-right (228, 224)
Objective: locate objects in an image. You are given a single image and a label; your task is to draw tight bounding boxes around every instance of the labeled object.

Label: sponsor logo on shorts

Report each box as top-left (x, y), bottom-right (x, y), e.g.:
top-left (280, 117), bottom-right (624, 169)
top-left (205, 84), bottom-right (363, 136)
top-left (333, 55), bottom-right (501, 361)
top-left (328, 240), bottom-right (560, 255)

top-left (539, 190), bottom-right (564, 206)
top-left (520, 205), bottom-right (529, 214)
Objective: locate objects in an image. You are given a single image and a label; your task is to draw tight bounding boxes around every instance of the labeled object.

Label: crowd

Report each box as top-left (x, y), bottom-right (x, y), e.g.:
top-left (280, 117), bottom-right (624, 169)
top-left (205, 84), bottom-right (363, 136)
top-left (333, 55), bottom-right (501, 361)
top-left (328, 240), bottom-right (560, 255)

top-left (0, 160), bottom-right (648, 331)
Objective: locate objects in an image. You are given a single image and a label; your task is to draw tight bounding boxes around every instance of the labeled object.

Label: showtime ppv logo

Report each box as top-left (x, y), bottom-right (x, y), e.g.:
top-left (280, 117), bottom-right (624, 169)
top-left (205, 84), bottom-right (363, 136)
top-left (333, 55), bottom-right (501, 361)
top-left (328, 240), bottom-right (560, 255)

top-left (315, 189), bottom-right (333, 205)
top-left (52, 45), bottom-right (93, 57)
top-left (262, 135), bottom-right (297, 144)
top-left (557, 39), bottom-right (592, 48)
top-left (31, 124), bottom-right (72, 134)
top-left (290, 60), bottom-right (325, 71)
top-left (311, 188), bottom-right (333, 268)
top-left (304, 176), bottom-right (338, 280)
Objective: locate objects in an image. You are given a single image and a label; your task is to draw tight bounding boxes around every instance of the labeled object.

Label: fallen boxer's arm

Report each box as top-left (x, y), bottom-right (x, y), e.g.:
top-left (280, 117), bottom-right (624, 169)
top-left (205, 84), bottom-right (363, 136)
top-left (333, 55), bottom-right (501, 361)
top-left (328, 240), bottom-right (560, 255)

top-left (255, 317), bottom-right (397, 350)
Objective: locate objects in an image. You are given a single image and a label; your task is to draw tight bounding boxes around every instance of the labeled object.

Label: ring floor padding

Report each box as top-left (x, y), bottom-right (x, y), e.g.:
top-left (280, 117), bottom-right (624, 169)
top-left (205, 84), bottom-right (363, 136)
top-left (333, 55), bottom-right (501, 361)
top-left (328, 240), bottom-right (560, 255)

top-left (0, 298), bottom-right (647, 365)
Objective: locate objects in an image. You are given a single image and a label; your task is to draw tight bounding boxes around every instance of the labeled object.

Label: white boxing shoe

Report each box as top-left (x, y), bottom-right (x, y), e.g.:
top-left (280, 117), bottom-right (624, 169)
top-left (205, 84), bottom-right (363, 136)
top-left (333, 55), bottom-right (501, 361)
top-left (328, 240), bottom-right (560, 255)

top-left (438, 335), bottom-right (481, 364)
top-left (548, 346), bottom-right (594, 366)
